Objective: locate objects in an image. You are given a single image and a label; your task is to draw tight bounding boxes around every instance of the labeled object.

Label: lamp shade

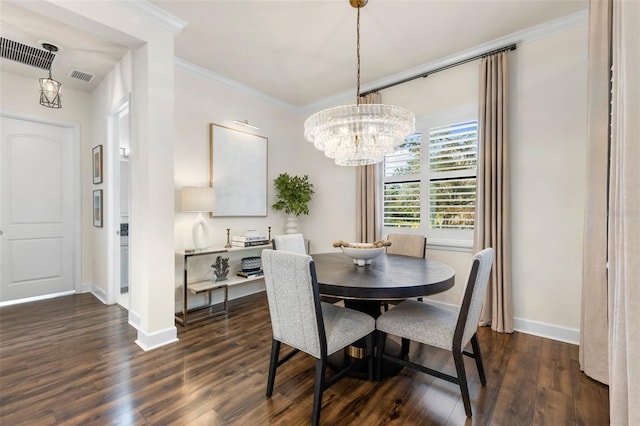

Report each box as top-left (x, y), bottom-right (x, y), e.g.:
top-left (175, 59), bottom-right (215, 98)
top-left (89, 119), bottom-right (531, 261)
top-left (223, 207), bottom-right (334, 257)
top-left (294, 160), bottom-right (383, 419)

top-left (181, 186), bottom-right (215, 212)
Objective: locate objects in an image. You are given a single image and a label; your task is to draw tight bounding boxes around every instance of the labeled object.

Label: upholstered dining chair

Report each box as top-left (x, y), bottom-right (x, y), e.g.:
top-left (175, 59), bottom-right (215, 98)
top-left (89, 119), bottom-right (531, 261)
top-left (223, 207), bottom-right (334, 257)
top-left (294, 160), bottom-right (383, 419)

top-left (385, 233), bottom-right (427, 258)
top-left (272, 233), bottom-right (307, 254)
top-left (385, 233), bottom-right (427, 305)
top-left (375, 247), bottom-right (494, 418)
top-left (261, 249), bottom-right (375, 426)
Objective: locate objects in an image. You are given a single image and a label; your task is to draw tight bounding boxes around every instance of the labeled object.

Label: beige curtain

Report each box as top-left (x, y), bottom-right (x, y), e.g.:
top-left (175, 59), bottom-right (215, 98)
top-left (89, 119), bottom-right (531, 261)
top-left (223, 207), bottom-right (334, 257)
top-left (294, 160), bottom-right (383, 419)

top-left (579, 0), bottom-right (611, 386)
top-left (473, 52), bottom-right (513, 333)
top-left (356, 92), bottom-right (382, 243)
top-left (608, 0), bottom-right (640, 423)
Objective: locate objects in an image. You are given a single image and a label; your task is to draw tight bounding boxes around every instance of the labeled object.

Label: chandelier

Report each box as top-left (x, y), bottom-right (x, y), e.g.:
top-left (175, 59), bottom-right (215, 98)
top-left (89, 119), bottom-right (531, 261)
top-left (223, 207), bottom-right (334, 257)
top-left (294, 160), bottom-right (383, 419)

top-left (39, 43), bottom-right (62, 109)
top-left (304, 0), bottom-right (415, 166)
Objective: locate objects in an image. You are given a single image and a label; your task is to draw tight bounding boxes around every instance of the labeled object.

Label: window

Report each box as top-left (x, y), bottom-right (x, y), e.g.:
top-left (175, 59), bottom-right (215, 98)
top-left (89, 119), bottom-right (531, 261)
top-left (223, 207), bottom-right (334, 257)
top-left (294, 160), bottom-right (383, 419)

top-left (382, 108), bottom-right (478, 248)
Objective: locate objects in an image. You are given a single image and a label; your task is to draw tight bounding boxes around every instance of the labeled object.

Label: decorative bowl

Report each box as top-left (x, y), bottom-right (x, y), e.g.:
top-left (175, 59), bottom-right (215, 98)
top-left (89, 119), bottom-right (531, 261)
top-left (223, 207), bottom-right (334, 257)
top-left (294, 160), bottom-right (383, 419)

top-left (341, 246), bottom-right (385, 266)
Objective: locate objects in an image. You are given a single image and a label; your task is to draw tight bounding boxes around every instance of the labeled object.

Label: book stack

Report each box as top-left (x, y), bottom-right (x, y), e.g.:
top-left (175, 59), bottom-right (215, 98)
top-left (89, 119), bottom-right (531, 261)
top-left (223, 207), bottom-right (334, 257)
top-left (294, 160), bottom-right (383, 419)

top-left (231, 235), bottom-right (270, 247)
top-left (236, 269), bottom-right (264, 278)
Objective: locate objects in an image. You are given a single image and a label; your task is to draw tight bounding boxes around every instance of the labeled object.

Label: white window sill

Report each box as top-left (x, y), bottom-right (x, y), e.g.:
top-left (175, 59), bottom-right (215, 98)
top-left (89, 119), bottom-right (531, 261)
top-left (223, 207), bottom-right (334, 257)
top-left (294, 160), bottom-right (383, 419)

top-left (426, 238), bottom-right (473, 253)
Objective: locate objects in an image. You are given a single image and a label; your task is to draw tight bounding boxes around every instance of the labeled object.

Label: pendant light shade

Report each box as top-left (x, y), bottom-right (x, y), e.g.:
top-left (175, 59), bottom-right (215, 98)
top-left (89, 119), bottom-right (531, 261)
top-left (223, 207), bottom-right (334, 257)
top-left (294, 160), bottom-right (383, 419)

top-left (303, 0), bottom-right (415, 166)
top-left (39, 43), bottom-right (62, 109)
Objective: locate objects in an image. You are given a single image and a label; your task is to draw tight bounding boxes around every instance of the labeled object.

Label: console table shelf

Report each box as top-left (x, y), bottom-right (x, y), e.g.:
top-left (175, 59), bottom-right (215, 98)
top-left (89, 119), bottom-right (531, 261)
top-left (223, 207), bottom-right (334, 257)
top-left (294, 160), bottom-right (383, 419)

top-left (176, 244), bottom-right (270, 326)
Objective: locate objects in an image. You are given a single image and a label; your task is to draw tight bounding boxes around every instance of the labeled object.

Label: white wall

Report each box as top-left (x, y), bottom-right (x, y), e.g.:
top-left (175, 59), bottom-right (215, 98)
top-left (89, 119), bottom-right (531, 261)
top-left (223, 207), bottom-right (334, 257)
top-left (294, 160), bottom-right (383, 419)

top-left (510, 26), bottom-right (587, 338)
top-left (174, 65), bottom-right (355, 255)
top-left (0, 71), bottom-right (93, 287)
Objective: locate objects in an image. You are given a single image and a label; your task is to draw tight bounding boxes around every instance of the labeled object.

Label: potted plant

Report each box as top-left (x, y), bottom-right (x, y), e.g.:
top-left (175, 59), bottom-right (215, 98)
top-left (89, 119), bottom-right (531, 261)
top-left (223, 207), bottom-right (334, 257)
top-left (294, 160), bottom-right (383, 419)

top-left (272, 173), bottom-right (314, 234)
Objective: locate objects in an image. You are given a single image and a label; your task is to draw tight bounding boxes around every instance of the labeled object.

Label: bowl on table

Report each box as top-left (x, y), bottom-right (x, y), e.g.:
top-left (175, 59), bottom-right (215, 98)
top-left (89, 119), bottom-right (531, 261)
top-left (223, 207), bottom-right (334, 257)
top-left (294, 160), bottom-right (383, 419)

top-left (340, 244), bottom-right (386, 266)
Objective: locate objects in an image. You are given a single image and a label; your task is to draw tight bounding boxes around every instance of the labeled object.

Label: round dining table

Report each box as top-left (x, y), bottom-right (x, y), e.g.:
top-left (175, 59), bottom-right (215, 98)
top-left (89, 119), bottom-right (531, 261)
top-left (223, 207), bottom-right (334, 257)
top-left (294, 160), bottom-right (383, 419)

top-left (311, 252), bottom-right (456, 378)
top-left (312, 252), bottom-right (455, 317)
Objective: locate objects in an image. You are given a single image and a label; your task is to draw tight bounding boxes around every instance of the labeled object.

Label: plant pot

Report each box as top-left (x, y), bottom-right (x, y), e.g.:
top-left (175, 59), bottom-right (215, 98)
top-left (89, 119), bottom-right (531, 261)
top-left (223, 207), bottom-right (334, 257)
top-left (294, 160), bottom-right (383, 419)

top-left (285, 216), bottom-right (299, 234)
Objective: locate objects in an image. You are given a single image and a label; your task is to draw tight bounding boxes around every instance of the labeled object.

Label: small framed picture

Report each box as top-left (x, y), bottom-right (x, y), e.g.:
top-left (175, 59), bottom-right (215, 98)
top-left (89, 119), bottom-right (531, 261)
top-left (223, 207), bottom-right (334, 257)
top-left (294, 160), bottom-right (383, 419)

top-left (93, 145), bottom-right (103, 184)
top-left (93, 190), bottom-right (103, 227)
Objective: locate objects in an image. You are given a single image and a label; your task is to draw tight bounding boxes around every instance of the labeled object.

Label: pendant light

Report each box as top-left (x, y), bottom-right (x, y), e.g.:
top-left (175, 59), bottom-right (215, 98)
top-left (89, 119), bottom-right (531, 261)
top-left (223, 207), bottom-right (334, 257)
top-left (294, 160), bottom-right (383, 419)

top-left (39, 43), bottom-right (62, 109)
top-left (303, 0), bottom-right (415, 166)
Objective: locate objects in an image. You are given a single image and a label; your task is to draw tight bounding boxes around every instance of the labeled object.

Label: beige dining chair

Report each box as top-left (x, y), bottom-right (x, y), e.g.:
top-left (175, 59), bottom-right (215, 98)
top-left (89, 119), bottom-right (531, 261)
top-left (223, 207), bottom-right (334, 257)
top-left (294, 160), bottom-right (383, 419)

top-left (386, 233), bottom-right (427, 258)
top-left (262, 249), bottom-right (375, 426)
top-left (272, 233), bottom-right (307, 254)
top-left (385, 233), bottom-right (427, 305)
top-left (375, 247), bottom-right (494, 418)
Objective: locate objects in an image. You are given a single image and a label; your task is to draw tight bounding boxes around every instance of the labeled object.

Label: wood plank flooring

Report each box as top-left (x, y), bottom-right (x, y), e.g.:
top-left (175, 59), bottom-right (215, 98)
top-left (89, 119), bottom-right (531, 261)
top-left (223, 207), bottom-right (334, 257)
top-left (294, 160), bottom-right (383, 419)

top-left (0, 293), bottom-right (609, 425)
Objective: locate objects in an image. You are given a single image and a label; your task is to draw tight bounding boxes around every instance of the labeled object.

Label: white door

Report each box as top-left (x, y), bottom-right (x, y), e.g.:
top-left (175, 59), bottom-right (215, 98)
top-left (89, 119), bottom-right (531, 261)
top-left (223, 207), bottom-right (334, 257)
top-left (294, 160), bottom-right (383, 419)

top-left (0, 116), bottom-right (75, 302)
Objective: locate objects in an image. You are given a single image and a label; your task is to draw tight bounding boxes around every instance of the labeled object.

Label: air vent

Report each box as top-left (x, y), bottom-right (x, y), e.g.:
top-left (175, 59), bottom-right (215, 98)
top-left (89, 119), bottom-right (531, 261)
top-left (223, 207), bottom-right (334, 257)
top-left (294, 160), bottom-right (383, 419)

top-left (0, 37), bottom-right (54, 70)
top-left (69, 69), bottom-right (94, 83)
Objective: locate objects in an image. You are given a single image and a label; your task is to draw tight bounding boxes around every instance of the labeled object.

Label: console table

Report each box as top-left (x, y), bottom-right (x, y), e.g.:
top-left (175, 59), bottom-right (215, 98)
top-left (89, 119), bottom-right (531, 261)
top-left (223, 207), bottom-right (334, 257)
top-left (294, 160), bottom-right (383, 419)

top-left (175, 244), bottom-right (270, 326)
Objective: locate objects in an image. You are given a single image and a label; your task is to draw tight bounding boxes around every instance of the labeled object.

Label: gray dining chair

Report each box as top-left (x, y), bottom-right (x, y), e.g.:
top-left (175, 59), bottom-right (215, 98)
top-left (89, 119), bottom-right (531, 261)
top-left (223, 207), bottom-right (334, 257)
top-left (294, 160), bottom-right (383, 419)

top-left (261, 249), bottom-right (375, 426)
top-left (272, 233), bottom-right (307, 254)
top-left (375, 247), bottom-right (494, 418)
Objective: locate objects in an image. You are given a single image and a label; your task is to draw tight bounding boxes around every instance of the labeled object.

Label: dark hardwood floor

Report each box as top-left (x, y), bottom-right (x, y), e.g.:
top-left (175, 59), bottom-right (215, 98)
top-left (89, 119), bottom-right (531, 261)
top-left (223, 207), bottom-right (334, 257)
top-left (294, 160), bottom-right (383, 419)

top-left (0, 293), bottom-right (609, 425)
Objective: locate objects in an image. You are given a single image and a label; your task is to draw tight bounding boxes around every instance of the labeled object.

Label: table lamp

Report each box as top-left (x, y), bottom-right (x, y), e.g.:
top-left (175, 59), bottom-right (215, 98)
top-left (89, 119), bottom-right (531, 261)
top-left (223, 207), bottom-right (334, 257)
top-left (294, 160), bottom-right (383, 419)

top-left (181, 186), bottom-right (215, 249)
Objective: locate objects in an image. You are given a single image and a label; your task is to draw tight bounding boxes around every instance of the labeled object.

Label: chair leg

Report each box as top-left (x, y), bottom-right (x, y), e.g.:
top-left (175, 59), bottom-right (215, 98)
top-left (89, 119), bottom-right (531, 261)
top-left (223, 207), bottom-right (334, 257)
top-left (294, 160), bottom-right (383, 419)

top-left (312, 357), bottom-right (327, 426)
top-left (365, 333), bottom-right (374, 381)
top-left (376, 331), bottom-right (386, 381)
top-left (470, 333), bottom-right (486, 385)
top-left (453, 350), bottom-right (472, 418)
top-left (401, 337), bottom-right (411, 361)
top-left (266, 339), bottom-right (281, 398)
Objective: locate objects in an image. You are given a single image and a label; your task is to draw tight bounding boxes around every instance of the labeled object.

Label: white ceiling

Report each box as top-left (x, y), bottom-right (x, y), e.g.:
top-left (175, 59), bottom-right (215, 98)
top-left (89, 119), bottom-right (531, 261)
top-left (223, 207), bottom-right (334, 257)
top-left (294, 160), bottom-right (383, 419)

top-left (1, 0), bottom-right (588, 108)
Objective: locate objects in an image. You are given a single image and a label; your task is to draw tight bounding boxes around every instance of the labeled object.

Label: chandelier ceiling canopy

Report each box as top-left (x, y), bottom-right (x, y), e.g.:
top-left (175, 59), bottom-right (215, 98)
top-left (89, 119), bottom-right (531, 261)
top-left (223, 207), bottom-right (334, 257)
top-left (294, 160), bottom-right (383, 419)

top-left (303, 0), bottom-right (415, 166)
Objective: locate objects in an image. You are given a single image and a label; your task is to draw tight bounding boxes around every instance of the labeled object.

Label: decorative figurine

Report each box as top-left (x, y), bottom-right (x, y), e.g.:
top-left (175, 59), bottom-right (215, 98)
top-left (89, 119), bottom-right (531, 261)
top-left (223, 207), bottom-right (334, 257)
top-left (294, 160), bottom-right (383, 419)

top-left (225, 228), bottom-right (232, 248)
top-left (211, 256), bottom-right (230, 282)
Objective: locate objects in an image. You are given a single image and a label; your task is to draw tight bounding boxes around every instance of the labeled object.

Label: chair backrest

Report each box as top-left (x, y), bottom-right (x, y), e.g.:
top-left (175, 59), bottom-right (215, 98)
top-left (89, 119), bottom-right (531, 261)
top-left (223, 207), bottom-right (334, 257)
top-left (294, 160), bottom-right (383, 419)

top-left (272, 233), bottom-right (307, 254)
top-left (454, 247), bottom-right (495, 349)
top-left (385, 234), bottom-right (426, 258)
top-left (261, 249), bottom-right (325, 358)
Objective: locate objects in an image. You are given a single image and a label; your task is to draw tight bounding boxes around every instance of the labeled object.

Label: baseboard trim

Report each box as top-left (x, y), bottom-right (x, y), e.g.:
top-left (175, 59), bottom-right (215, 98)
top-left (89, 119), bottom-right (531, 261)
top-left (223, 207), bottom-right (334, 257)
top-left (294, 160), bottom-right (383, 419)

top-left (135, 326), bottom-right (179, 351)
top-left (90, 284), bottom-right (108, 305)
top-left (128, 310), bottom-right (142, 330)
top-left (513, 317), bottom-right (579, 345)
top-left (0, 290), bottom-right (76, 307)
top-left (423, 299), bottom-right (580, 345)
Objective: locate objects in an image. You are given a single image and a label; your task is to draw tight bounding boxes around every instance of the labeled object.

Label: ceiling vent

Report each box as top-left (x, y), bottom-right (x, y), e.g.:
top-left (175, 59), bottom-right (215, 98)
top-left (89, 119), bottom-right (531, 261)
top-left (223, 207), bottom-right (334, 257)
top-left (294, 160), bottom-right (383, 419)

top-left (0, 37), bottom-right (54, 70)
top-left (68, 69), bottom-right (94, 83)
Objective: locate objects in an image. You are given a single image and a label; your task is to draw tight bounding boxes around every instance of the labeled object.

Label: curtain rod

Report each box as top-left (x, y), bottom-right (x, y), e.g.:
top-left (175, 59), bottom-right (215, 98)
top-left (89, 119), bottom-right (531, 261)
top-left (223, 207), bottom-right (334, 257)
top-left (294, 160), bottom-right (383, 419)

top-left (360, 43), bottom-right (517, 97)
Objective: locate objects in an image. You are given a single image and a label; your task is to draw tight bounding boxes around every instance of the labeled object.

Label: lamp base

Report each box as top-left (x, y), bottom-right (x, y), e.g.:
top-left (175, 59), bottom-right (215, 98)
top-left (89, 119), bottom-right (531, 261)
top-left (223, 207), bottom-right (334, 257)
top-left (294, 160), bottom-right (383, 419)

top-left (192, 212), bottom-right (210, 249)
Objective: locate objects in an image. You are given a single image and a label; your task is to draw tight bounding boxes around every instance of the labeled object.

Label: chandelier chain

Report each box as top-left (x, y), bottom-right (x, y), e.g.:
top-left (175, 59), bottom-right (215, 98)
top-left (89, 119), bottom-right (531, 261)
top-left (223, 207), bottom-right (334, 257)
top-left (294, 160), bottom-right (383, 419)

top-left (356, 5), bottom-right (361, 105)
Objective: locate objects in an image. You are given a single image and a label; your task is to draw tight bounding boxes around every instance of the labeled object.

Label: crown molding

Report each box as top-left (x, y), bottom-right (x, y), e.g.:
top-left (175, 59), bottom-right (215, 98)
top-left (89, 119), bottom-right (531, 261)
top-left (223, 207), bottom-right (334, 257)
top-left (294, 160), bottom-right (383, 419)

top-left (174, 57), bottom-right (298, 112)
top-left (301, 9), bottom-right (588, 114)
top-left (116, 0), bottom-right (187, 34)
top-left (174, 9), bottom-right (588, 114)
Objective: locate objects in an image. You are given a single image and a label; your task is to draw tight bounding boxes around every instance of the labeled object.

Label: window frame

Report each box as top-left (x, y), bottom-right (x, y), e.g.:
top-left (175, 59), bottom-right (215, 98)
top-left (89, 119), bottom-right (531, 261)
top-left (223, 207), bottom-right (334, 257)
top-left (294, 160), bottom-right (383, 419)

top-left (381, 105), bottom-right (478, 251)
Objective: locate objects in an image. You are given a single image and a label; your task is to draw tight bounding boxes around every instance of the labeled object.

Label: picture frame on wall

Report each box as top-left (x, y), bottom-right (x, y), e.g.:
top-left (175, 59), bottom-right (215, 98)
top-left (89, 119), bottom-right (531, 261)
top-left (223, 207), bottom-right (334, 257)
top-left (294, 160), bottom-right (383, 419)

top-left (93, 190), bottom-right (103, 227)
top-left (92, 145), bottom-right (103, 184)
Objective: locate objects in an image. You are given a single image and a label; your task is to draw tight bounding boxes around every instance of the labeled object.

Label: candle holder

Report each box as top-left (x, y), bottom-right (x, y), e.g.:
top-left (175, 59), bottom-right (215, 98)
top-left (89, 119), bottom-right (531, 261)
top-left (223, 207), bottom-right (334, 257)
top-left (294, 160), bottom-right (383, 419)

top-left (268, 226), bottom-right (272, 243)
top-left (225, 228), bottom-right (232, 248)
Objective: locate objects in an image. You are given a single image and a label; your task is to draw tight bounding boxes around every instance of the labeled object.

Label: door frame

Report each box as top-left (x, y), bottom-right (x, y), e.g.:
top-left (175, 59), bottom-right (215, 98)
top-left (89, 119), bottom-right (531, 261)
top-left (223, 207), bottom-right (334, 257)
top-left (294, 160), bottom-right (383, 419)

top-left (107, 97), bottom-right (131, 305)
top-left (0, 110), bottom-right (82, 299)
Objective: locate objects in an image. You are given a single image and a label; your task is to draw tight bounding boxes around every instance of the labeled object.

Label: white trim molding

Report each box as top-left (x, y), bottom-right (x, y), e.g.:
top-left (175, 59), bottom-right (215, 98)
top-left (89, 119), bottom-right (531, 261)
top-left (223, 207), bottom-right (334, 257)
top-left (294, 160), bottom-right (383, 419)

top-left (90, 284), bottom-right (108, 305)
top-left (116, 0), bottom-right (187, 34)
top-left (0, 291), bottom-right (76, 307)
top-left (424, 299), bottom-right (580, 345)
top-left (135, 326), bottom-right (179, 351)
top-left (171, 9), bottom-right (588, 114)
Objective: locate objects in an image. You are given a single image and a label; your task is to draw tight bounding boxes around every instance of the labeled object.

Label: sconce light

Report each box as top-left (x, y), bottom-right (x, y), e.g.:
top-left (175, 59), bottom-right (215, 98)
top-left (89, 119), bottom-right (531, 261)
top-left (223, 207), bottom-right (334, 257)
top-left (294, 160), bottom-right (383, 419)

top-left (39, 43), bottom-right (62, 109)
top-left (233, 119), bottom-right (259, 130)
top-left (181, 186), bottom-right (215, 249)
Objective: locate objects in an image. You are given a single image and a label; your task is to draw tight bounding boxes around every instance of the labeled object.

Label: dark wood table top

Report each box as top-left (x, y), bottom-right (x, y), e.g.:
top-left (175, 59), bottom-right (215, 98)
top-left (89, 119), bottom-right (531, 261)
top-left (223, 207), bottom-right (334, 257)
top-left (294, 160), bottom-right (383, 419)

top-left (311, 252), bottom-right (455, 300)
